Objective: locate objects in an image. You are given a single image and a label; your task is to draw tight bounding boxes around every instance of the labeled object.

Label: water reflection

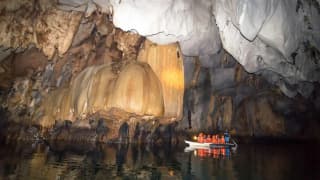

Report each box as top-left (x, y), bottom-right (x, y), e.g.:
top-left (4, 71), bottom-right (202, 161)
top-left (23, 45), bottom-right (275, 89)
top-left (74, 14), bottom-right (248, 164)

top-left (193, 147), bottom-right (232, 159)
top-left (0, 141), bottom-right (319, 180)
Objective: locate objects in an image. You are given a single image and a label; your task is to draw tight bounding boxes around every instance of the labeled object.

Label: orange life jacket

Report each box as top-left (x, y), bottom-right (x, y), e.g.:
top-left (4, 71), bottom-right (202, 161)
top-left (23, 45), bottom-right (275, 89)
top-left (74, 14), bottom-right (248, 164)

top-left (206, 136), bottom-right (212, 143)
top-left (202, 135), bottom-right (207, 143)
top-left (212, 135), bottom-right (217, 143)
top-left (220, 137), bottom-right (225, 144)
top-left (197, 133), bottom-right (203, 143)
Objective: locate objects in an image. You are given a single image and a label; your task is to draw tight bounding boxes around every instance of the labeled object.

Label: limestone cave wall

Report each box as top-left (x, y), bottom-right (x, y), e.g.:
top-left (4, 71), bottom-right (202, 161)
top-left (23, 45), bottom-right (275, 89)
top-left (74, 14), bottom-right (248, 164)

top-left (0, 1), bottom-right (184, 143)
top-left (180, 51), bottom-right (320, 140)
top-left (0, 0), bottom-right (319, 144)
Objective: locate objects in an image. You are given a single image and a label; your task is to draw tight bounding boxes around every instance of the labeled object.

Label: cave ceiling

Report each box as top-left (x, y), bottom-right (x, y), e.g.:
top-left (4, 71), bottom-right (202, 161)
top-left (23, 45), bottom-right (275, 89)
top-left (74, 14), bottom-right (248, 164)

top-left (0, 0), bottom-right (320, 97)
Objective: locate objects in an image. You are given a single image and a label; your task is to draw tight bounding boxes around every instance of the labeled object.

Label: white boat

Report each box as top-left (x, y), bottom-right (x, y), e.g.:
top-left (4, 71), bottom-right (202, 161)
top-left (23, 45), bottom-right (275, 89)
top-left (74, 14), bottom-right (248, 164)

top-left (185, 139), bottom-right (237, 149)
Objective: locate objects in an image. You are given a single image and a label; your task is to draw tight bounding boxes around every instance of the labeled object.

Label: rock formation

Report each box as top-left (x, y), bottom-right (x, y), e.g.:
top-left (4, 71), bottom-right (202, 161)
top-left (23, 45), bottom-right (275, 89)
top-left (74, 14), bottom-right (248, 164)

top-left (0, 0), bottom-right (82, 59)
top-left (0, 0), bottom-right (320, 143)
top-left (138, 40), bottom-right (184, 119)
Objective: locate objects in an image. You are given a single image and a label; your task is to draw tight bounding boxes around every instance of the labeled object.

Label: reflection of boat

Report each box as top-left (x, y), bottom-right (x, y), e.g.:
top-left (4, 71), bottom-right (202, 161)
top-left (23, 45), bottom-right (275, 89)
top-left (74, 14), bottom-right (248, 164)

top-left (184, 139), bottom-right (238, 158)
top-left (184, 139), bottom-right (237, 150)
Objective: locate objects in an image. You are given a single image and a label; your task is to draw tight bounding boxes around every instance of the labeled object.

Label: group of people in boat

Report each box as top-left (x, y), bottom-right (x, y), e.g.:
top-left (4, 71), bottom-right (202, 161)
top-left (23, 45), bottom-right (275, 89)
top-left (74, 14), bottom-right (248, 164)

top-left (194, 130), bottom-right (231, 158)
top-left (195, 130), bottom-right (230, 144)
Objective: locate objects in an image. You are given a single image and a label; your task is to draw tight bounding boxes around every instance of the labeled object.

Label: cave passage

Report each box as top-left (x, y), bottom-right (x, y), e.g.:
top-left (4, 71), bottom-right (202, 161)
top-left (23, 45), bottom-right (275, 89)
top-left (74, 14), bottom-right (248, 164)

top-left (0, 0), bottom-right (320, 179)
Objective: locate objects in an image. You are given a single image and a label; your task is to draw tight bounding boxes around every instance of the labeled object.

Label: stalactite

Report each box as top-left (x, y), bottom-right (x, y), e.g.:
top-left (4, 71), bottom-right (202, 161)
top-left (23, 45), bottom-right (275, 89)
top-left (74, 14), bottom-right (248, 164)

top-left (138, 40), bottom-right (184, 119)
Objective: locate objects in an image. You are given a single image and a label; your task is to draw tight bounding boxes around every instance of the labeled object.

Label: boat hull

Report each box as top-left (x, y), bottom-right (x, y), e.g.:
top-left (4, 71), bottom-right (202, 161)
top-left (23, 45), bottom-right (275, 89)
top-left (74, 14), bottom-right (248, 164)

top-left (185, 140), bottom-right (237, 149)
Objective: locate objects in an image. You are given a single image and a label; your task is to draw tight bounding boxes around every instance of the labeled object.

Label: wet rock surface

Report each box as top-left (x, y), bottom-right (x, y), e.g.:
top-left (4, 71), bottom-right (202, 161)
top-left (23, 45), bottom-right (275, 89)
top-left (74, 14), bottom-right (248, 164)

top-left (0, 0), bottom-right (82, 59)
top-left (0, 0), bottom-right (183, 144)
top-left (180, 51), bottom-right (320, 141)
top-left (0, 0), bottom-right (320, 144)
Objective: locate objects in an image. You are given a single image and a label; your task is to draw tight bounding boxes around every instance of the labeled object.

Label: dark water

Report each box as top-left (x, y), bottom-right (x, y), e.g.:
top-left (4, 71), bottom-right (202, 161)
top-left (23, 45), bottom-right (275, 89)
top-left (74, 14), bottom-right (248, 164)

top-left (0, 140), bottom-right (319, 180)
